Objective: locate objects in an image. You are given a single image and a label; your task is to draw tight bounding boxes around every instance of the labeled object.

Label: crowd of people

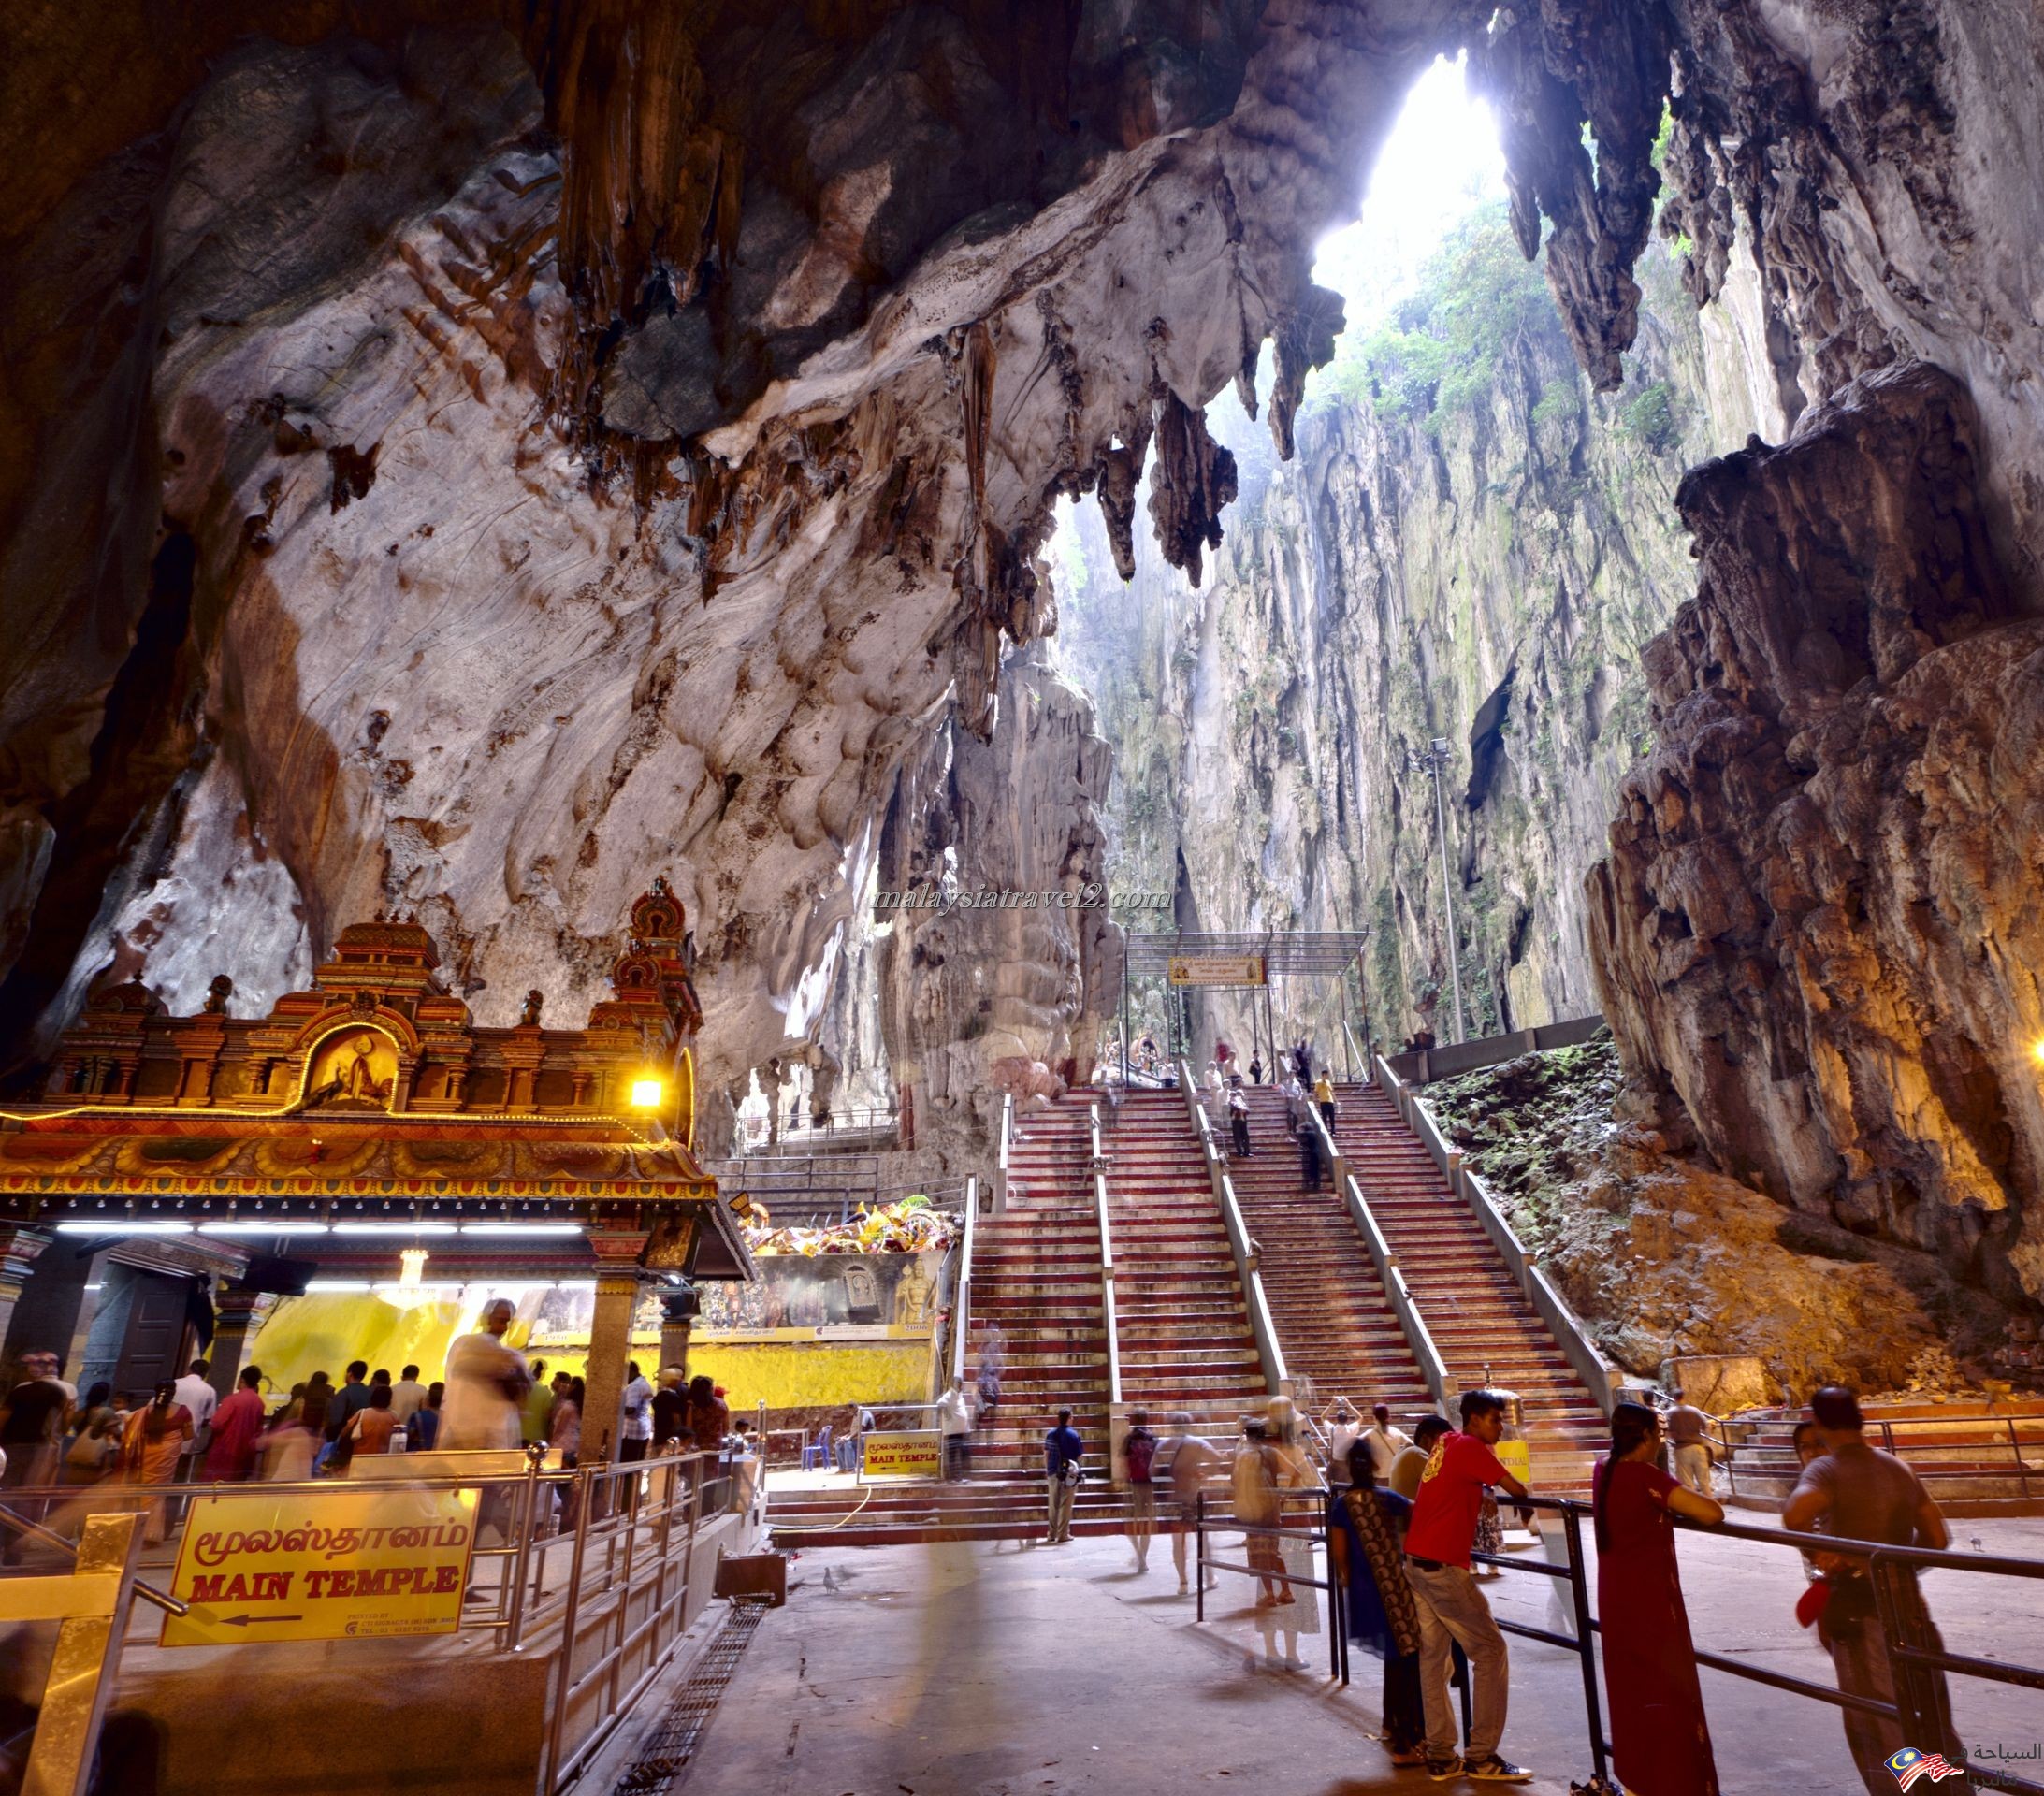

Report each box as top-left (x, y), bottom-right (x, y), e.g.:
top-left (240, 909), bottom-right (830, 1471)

top-left (1021, 1380), bottom-right (1967, 1793)
top-left (0, 1298), bottom-right (750, 1557)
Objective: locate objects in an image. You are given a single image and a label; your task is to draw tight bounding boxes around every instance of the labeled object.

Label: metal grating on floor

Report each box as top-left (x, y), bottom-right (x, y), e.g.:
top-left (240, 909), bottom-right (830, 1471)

top-left (609, 1600), bottom-right (774, 1796)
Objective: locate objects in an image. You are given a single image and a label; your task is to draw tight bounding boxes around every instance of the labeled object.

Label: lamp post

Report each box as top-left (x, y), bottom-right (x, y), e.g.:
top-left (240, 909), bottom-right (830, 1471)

top-left (1407, 736), bottom-right (1467, 1045)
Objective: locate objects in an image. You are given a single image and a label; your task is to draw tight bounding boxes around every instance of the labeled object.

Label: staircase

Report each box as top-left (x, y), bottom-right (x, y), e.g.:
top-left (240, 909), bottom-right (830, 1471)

top-left (1722, 1398), bottom-right (2044, 1514)
top-left (1329, 1081), bottom-right (1605, 1492)
top-left (1228, 1085), bottom-right (1432, 1425)
top-left (1102, 1089), bottom-right (1270, 1441)
top-left (775, 1088), bottom-right (1268, 1547)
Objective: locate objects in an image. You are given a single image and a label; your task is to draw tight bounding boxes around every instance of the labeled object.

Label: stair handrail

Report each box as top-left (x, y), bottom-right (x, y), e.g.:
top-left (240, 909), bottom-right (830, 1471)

top-left (994, 1092), bottom-right (1014, 1213)
top-left (1374, 1057), bottom-right (1622, 1419)
top-left (1341, 1021), bottom-right (1371, 1084)
top-left (950, 1175), bottom-right (979, 1386)
top-left (1176, 1056), bottom-right (1289, 1395)
top-left (1089, 1104), bottom-right (1123, 1409)
top-left (1342, 1171), bottom-right (1452, 1414)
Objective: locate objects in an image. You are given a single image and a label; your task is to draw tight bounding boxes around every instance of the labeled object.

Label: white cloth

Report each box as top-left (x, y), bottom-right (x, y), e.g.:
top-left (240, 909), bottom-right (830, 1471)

top-left (388, 1379), bottom-right (428, 1423)
top-left (172, 1372), bottom-right (217, 1433)
top-left (440, 1330), bottom-right (526, 1451)
top-left (1327, 1420), bottom-right (1363, 1469)
top-left (1364, 1424), bottom-right (1412, 1480)
top-left (620, 1375), bottom-right (654, 1441)
top-left (936, 1389), bottom-right (974, 1436)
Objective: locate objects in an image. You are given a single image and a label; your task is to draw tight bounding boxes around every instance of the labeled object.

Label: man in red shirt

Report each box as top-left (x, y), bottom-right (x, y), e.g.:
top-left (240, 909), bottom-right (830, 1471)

top-left (1402, 1389), bottom-right (1533, 1783)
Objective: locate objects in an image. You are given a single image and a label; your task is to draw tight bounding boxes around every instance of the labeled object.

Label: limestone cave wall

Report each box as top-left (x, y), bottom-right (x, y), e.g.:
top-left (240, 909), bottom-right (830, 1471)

top-left (1053, 225), bottom-right (1761, 1050)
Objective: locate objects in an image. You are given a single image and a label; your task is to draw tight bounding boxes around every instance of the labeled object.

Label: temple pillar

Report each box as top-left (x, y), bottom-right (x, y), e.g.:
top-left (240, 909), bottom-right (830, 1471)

top-left (0, 1227), bottom-right (55, 1367)
top-left (659, 1287), bottom-right (696, 1378)
top-left (207, 1287), bottom-right (268, 1400)
top-left (582, 1232), bottom-right (651, 1465)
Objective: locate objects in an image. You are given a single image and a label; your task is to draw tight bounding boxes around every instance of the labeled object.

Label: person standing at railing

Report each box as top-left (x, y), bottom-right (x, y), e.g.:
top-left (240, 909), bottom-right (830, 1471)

top-left (1594, 1401), bottom-right (1725, 1796)
top-left (1783, 1386), bottom-right (1965, 1795)
top-left (1666, 1391), bottom-right (1715, 1496)
top-left (1233, 1416), bottom-right (1289, 1618)
top-left (1402, 1389), bottom-right (1536, 1784)
top-left (1045, 1408), bottom-right (1083, 1544)
top-left (1388, 1415), bottom-right (1451, 1500)
top-left (1328, 1439), bottom-right (1426, 1769)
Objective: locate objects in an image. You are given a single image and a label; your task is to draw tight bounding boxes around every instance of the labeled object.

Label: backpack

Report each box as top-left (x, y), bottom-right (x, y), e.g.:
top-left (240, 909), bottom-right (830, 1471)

top-left (1125, 1430), bottom-right (1156, 1483)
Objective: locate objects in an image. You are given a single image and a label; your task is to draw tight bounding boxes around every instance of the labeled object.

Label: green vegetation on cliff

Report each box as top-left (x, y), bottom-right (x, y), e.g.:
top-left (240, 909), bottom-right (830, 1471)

top-left (1316, 206), bottom-right (1568, 432)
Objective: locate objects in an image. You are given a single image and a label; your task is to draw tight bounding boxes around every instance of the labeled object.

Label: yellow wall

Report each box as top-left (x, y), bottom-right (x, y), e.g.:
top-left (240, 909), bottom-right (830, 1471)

top-left (683, 1339), bottom-right (930, 1410)
top-left (247, 1293), bottom-right (935, 1412)
top-left (245, 1292), bottom-right (538, 1394)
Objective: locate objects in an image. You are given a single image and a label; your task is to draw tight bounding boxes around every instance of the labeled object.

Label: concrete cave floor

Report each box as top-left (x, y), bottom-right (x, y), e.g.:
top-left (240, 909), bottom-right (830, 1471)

top-left (598, 1510), bottom-right (2044, 1796)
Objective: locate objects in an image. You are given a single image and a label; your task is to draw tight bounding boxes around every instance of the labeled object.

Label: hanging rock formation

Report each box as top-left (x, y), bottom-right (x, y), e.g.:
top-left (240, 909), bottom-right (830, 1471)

top-left (0, 0), bottom-right (1480, 1099)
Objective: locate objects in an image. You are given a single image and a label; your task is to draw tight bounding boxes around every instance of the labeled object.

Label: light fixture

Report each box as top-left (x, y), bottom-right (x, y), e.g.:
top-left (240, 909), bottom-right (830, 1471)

top-left (198, 1222), bottom-right (331, 1236)
top-left (305, 1280), bottom-right (374, 1292)
top-left (55, 1222), bottom-right (195, 1236)
top-left (399, 1247), bottom-right (429, 1289)
top-left (630, 1075), bottom-right (665, 1109)
top-left (2033, 1037), bottom-right (2044, 1065)
top-left (329, 1222), bottom-right (459, 1236)
top-left (459, 1222), bottom-right (584, 1236)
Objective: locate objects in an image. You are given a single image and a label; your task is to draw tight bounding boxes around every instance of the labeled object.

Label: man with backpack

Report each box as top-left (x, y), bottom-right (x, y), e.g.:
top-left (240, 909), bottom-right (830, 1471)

top-left (1044, 1408), bottom-right (1083, 1544)
top-left (1123, 1409), bottom-right (1158, 1571)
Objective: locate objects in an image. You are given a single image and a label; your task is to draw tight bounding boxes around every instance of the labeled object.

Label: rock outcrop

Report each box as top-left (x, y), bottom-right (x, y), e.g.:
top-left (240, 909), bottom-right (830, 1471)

top-left (1587, 361), bottom-right (2044, 1310)
top-left (1422, 1036), bottom-right (1961, 1399)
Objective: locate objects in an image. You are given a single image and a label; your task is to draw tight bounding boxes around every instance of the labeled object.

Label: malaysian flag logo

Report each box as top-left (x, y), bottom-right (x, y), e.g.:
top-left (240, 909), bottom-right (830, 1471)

top-left (1885, 1747), bottom-right (1964, 1789)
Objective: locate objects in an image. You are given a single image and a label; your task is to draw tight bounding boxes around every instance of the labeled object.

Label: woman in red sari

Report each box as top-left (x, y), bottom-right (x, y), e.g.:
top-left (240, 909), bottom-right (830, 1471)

top-left (1594, 1401), bottom-right (1725, 1796)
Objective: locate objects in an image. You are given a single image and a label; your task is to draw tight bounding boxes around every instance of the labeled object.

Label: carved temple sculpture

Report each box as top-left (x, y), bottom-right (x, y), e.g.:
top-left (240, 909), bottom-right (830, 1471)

top-left (0, 879), bottom-right (750, 1454)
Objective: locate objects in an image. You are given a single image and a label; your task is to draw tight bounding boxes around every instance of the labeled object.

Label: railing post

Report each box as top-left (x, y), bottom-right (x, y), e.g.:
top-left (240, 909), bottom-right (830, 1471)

top-left (1560, 1506), bottom-right (1616, 1790)
top-left (994, 1094), bottom-right (1013, 1213)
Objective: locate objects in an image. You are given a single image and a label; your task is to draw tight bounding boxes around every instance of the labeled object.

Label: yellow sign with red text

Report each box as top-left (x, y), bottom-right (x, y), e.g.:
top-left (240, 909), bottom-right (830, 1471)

top-left (1494, 1440), bottom-right (1531, 1485)
top-left (860, 1430), bottom-right (942, 1481)
top-left (160, 1484), bottom-right (479, 1645)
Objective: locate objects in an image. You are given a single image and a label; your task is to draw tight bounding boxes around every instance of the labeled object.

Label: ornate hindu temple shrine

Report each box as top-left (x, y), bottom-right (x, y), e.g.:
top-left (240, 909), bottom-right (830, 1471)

top-left (0, 880), bottom-right (750, 1451)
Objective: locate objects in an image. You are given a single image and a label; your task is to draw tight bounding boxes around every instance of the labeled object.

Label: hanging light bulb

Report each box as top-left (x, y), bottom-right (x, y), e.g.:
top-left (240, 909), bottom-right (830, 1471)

top-left (399, 1246), bottom-right (429, 1289)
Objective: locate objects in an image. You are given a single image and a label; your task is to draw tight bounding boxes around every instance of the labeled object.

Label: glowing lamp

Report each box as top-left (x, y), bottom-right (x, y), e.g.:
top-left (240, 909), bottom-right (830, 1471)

top-left (399, 1247), bottom-right (428, 1290)
top-left (2033, 1038), bottom-right (2044, 1066)
top-left (630, 1076), bottom-right (665, 1109)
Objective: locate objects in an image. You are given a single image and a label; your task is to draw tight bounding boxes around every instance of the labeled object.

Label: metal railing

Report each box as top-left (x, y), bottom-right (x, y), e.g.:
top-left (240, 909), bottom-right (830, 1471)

top-left (950, 1176), bottom-right (979, 1387)
top-left (1382, 1013), bottom-right (1607, 1087)
top-left (1374, 1052), bottom-right (1620, 1420)
top-left (1384, 1491), bottom-right (2043, 1795)
top-left (1714, 1412), bottom-right (2044, 1502)
top-left (1177, 1057), bottom-right (1289, 1394)
top-left (1090, 1104), bottom-right (1123, 1411)
top-left (1195, 1489), bottom-right (1348, 1683)
top-left (1344, 1172), bottom-right (1453, 1413)
top-left (994, 1092), bottom-right (1014, 1212)
top-left (1, 1447), bottom-right (738, 1794)
top-left (737, 1103), bottom-right (902, 1155)
top-left (703, 1153), bottom-right (962, 1227)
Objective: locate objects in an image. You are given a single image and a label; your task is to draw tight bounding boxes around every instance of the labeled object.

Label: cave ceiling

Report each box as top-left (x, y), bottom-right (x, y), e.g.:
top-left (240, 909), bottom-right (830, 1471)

top-left (2, 0), bottom-right (2038, 1107)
